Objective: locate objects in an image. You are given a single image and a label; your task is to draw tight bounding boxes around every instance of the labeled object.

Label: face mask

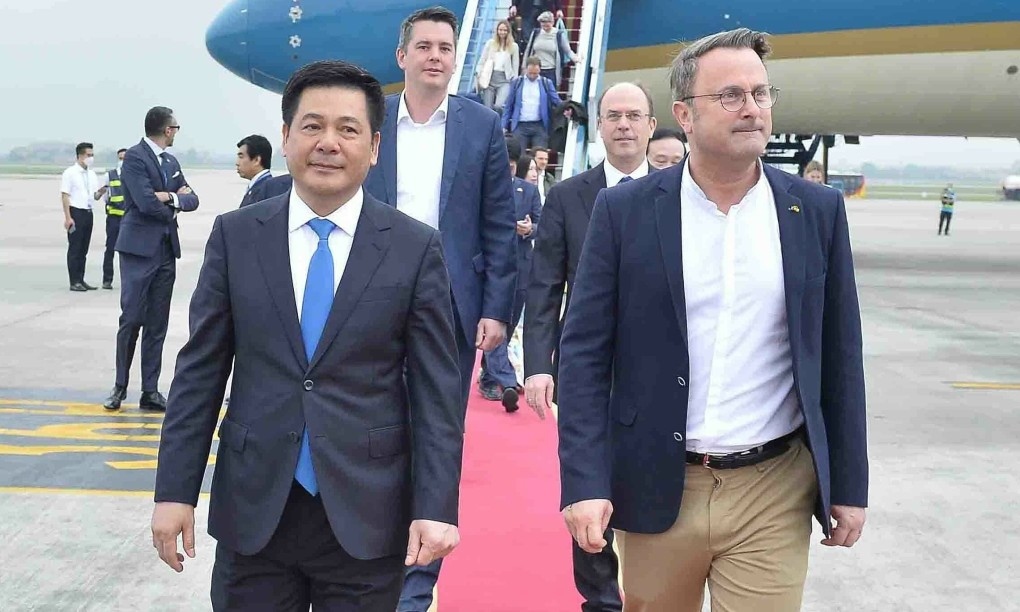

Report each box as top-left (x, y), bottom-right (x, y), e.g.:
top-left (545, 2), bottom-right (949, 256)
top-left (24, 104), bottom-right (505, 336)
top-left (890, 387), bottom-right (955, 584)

top-left (84, 156), bottom-right (95, 168)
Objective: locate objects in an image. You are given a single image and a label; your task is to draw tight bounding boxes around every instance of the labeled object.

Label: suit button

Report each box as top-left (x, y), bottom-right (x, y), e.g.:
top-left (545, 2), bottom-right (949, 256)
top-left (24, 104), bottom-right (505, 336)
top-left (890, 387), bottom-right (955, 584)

top-left (289, 431), bottom-right (300, 443)
top-left (674, 432), bottom-right (684, 442)
top-left (677, 377), bottom-right (687, 386)
top-left (303, 380), bottom-right (314, 391)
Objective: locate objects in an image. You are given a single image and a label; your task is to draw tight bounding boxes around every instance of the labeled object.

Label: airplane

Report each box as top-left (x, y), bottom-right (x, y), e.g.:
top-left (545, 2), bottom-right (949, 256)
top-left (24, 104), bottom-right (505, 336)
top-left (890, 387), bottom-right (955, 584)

top-left (205, 0), bottom-right (1020, 160)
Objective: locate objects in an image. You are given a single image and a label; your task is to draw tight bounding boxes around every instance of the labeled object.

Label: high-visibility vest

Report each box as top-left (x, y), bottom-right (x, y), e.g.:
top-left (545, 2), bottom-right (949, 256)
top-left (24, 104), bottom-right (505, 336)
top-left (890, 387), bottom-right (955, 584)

top-left (106, 169), bottom-right (126, 216)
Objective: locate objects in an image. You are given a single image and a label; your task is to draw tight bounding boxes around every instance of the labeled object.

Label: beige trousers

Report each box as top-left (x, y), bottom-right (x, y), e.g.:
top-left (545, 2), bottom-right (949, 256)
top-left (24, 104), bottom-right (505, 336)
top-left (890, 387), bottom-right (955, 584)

top-left (617, 438), bottom-right (818, 612)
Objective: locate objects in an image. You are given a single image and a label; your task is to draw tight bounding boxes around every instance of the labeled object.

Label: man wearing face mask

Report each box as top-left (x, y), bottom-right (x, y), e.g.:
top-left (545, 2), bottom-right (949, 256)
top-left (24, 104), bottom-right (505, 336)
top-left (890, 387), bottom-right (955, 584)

top-left (60, 142), bottom-right (107, 291)
top-left (101, 148), bottom-right (128, 289)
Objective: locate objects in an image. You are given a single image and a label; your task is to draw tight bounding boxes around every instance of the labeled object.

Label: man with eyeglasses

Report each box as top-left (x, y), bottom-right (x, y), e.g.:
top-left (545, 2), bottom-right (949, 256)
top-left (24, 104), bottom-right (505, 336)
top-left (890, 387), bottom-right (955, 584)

top-left (555, 29), bottom-right (868, 611)
top-left (103, 106), bottom-right (200, 412)
top-left (524, 81), bottom-right (657, 612)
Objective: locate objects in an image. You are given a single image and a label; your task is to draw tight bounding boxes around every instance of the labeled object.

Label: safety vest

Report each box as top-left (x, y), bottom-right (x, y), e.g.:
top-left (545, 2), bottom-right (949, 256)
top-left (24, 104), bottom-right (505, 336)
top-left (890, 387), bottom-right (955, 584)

top-left (106, 169), bottom-right (126, 216)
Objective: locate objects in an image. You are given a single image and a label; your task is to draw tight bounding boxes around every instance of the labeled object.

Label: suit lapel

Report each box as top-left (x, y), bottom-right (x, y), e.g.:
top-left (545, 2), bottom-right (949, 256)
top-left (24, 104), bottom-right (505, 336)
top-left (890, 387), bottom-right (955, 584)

top-left (766, 166), bottom-right (807, 328)
top-left (439, 97), bottom-right (463, 222)
top-left (255, 196), bottom-right (308, 369)
top-left (381, 98), bottom-right (398, 206)
top-left (654, 165), bottom-right (689, 350)
top-left (307, 197), bottom-right (392, 371)
top-left (581, 163), bottom-right (607, 218)
top-left (139, 139), bottom-right (167, 189)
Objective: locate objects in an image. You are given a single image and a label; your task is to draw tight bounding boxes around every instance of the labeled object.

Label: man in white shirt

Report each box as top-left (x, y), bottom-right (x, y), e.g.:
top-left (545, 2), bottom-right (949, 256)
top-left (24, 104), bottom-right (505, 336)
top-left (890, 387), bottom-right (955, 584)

top-left (150, 60), bottom-right (464, 612)
top-left (556, 29), bottom-right (868, 612)
top-left (60, 142), bottom-right (107, 291)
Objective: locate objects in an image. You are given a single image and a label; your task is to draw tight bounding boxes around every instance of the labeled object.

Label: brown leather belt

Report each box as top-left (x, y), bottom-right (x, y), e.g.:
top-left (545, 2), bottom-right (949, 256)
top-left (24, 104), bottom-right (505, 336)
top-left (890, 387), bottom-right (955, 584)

top-left (685, 427), bottom-right (803, 470)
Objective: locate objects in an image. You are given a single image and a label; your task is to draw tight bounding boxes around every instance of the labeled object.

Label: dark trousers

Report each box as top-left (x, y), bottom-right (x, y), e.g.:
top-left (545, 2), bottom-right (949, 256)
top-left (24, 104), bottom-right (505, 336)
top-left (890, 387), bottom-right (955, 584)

top-left (573, 530), bottom-right (623, 611)
top-left (103, 214), bottom-right (122, 284)
top-left (540, 67), bottom-right (558, 88)
top-left (398, 307), bottom-right (476, 611)
top-left (939, 211), bottom-right (953, 234)
top-left (115, 238), bottom-right (175, 391)
top-left (66, 207), bottom-right (93, 285)
top-left (480, 288), bottom-right (526, 389)
top-left (212, 483), bottom-right (405, 611)
top-left (513, 120), bottom-right (549, 153)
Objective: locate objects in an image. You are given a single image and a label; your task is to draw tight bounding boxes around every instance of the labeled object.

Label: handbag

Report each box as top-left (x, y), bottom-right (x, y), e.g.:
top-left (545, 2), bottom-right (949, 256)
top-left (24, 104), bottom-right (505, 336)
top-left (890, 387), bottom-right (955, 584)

top-left (477, 57), bottom-right (494, 90)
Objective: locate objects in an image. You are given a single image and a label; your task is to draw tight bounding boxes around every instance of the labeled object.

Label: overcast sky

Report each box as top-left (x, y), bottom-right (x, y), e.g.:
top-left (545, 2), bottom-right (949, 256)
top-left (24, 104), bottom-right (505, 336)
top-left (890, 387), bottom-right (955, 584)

top-left (2, 0), bottom-right (1018, 171)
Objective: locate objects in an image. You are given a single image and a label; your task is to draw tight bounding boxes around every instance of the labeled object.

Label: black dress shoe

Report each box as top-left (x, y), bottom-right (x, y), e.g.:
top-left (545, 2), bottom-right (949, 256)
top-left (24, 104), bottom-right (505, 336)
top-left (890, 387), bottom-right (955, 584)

top-left (82, 281), bottom-right (98, 290)
top-left (139, 391), bottom-right (168, 412)
top-left (70, 283), bottom-right (88, 292)
top-left (103, 385), bottom-right (127, 410)
top-left (102, 281), bottom-right (113, 290)
top-left (501, 386), bottom-right (520, 413)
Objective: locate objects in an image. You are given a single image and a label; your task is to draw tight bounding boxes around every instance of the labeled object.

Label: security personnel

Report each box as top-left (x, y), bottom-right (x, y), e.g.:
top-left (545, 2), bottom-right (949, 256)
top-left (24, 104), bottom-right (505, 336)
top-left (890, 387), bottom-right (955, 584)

top-left (102, 148), bottom-right (128, 289)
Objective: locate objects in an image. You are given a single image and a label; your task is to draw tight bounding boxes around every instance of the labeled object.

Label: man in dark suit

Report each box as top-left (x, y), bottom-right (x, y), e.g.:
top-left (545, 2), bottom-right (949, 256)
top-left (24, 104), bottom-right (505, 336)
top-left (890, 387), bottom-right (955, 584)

top-left (523, 81), bottom-right (655, 612)
top-left (103, 106), bottom-right (199, 412)
top-left (478, 137), bottom-right (542, 411)
top-left (556, 29), bottom-right (868, 611)
top-left (150, 60), bottom-right (464, 611)
top-left (235, 134), bottom-right (292, 207)
top-left (362, 7), bottom-right (516, 609)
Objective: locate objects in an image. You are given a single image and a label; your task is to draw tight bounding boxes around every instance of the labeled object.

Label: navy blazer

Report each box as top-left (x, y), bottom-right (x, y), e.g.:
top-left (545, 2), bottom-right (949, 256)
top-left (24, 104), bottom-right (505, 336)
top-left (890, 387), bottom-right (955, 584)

top-left (512, 176), bottom-right (542, 292)
top-left (239, 173), bottom-right (292, 208)
top-left (364, 94), bottom-right (517, 342)
top-left (154, 192), bottom-right (465, 560)
top-left (556, 162), bottom-right (868, 537)
top-left (116, 139), bottom-right (199, 259)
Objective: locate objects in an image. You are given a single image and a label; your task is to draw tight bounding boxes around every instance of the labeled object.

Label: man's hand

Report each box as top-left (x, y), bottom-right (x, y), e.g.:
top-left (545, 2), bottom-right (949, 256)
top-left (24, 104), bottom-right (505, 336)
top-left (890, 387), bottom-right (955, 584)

top-left (563, 499), bottom-right (613, 553)
top-left (151, 502), bottom-right (196, 572)
top-left (476, 318), bottom-right (506, 352)
top-left (516, 214), bottom-right (533, 237)
top-left (821, 505), bottom-right (866, 548)
top-left (405, 519), bottom-right (460, 567)
top-left (177, 185), bottom-right (193, 195)
top-left (154, 191), bottom-right (172, 203)
top-left (524, 374), bottom-right (555, 420)
top-left (63, 217), bottom-right (74, 232)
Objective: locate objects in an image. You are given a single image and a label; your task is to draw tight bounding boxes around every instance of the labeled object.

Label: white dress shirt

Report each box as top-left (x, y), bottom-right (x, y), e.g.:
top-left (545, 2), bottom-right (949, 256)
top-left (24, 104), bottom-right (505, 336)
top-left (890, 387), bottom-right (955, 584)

top-left (680, 161), bottom-right (803, 453)
top-left (144, 137), bottom-right (180, 209)
top-left (396, 93), bottom-right (447, 230)
top-left (603, 158), bottom-right (649, 186)
top-left (60, 163), bottom-right (100, 210)
top-left (520, 77), bottom-right (542, 122)
top-left (288, 187), bottom-right (363, 317)
top-left (249, 168), bottom-right (270, 190)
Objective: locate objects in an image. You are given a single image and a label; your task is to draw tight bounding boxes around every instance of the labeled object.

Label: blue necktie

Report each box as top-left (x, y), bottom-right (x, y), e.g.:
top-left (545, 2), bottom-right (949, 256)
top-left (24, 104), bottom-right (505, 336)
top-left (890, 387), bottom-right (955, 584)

top-left (158, 152), bottom-right (168, 185)
top-left (618, 176), bottom-right (633, 185)
top-left (295, 217), bottom-right (336, 496)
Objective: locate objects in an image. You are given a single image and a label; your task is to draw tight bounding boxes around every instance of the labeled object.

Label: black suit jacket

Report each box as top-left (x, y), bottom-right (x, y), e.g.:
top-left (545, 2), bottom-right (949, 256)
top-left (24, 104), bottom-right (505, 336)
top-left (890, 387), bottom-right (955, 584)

top-left (512, 176), bottom-right (543, 292)
top-left (523, 162), bottom-right (606, 379)
top-left (239, 173), bottom-right (292, 208)
top-left (116, 139), bottom-right (199, 259)
top-left (154, 192), bottom-right (465, 560)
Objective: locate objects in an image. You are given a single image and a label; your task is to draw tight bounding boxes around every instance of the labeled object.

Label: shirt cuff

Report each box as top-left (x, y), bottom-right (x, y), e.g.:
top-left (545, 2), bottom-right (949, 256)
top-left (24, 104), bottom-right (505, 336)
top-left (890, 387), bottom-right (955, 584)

top-left (524, 374), bottom-right (553, 385)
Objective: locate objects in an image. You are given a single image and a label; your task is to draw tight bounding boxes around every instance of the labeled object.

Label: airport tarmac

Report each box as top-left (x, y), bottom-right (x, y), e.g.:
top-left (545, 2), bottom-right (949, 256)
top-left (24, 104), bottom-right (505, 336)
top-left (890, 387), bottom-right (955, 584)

top-left (1, 169), bottom-right (1019, 611)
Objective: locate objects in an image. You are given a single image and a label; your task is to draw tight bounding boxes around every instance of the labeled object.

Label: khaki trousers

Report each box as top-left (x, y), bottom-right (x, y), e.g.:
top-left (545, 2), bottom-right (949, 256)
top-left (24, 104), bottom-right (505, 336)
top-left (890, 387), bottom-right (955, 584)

top-left (617, 438), bottom-right (818, 612)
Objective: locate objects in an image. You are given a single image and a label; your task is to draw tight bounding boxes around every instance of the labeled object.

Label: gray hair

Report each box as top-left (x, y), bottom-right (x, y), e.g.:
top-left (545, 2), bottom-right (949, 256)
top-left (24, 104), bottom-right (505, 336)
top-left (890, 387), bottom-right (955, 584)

top-left (668, 28), bottom-right (771, 101)
top-left (537, 11), bottom-right (554, 23)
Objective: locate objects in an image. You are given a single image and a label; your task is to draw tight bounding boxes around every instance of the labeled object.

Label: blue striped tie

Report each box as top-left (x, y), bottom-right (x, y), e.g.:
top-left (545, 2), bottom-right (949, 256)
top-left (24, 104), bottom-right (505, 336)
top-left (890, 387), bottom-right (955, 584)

top-left (295, 218), bottom-right (336, 496)
top-left (617, 176), bottom-right (633, 185)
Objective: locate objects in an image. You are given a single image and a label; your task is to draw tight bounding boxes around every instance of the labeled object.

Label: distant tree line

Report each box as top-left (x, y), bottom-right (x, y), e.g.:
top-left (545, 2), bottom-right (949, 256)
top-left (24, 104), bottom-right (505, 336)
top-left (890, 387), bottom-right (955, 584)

top-left (852, 161), bottom-right (1020, 183)
top-left (1, 142), bottom-right (235, 168)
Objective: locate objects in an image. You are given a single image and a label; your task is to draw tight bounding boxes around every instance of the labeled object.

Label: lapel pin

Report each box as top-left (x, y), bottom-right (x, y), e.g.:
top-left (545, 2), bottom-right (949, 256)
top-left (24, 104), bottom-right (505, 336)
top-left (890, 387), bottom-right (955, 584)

top-left (789, 205), bottom-right (801, 213)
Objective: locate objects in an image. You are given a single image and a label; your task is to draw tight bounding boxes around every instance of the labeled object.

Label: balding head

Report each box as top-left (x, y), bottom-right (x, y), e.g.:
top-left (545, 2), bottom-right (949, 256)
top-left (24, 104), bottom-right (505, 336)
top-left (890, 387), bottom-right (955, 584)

top-left (597, 82), bottom-right (657, 172)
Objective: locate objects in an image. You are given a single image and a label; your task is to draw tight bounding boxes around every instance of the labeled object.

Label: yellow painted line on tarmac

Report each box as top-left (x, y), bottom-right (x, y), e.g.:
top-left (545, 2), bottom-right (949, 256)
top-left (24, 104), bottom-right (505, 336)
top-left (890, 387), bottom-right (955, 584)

top-left (0, 486), bottom-right (210, 499)
top-left (0, 422), bottom-right (162, 442)
top-left (950, 382), bottom-right (1020, 390)
top-left (0, 406), bottom-right (164, 418)
top-left (0, 444), bottom-right (216, 469)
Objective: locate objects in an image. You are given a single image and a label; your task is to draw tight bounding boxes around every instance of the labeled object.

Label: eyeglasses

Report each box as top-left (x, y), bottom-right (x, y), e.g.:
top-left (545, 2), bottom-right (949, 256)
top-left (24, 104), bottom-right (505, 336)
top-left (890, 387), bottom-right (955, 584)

top-left (602, 111), bottom-right (651, 123)
top-left (168, 125), bottom-right (181, 131)
top-left (682, 86), bottom-right (779, 112)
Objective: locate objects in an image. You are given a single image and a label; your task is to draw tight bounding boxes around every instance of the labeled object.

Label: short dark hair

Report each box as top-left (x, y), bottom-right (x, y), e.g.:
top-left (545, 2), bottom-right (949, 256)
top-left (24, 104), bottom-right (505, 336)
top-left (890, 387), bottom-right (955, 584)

top-left (650, 127), bottom-right (687, 146)
top-left (281, 60), bottom-right (385, 134)
top-left (144, 106), bottom-right (175, 138)
top-left (515, 153), bottom-right (534, 180)
top-left (597, 82), bottom-right (655, 117)
top-left (236, 134), bottom-right (273, 171)
top-left (532, 147), bottom-right (549, 156)
top-left (526, 56), bottom-right (542, 68)
top-left (399, 6), bottom-right (458, 51)
top-left (505, 136), bottom-right (522, 163)
top-left (116, 148), bottom-right (128, 155)
top-left (75, 142), bottom-right (93, 157)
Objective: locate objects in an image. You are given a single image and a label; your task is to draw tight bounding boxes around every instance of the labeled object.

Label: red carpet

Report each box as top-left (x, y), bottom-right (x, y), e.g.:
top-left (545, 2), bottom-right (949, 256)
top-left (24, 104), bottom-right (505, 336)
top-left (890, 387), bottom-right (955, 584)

top-left (438, 361), bottom-right (582, 611)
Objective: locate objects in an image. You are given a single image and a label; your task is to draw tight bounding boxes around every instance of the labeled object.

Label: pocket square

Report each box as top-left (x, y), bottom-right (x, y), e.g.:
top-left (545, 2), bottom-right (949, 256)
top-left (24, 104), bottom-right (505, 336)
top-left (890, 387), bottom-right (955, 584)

top-left (171, 171), bottom-right (181, 178)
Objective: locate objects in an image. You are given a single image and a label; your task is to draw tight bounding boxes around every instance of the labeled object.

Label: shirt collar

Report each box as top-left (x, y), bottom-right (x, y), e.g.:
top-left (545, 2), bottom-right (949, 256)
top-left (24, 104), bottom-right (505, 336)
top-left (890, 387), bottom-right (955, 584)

top-left (603, 158), bottom-right (649, 187)
top-left (682, 158), bottom-right (768, 213)
top-left (249, 169), bottom-right (270, 187)
top-left (288, 186), bottom-right (363, 238)
top-left (143, 137), bottom-right (165, 159)
top-left (397, 91), bottom-right (449, 126)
